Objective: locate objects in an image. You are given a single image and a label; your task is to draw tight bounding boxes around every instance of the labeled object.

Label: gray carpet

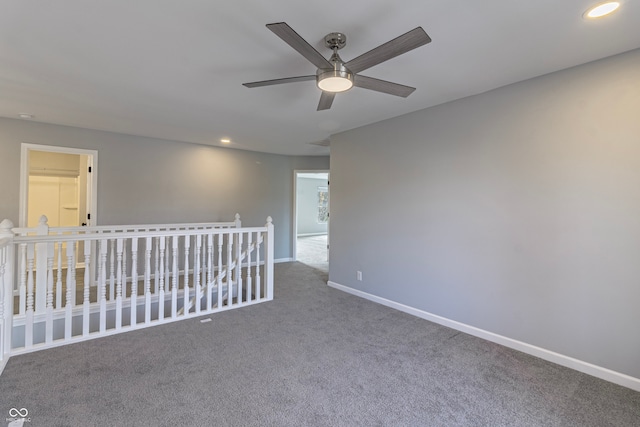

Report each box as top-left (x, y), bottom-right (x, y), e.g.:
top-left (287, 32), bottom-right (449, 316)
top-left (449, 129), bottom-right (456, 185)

top-left (1, 262), bottom-right (638, 426)
top-left (297, 235), bottom-right (328, 273)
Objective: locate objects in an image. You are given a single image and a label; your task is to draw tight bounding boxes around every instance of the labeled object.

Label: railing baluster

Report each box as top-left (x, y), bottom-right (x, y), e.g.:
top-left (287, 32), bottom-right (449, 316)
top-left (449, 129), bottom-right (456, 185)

top-left (25, 244), bottom-right (35, 348)
top-left (227, 231), bottom-right (233, 307)
top-left (247, 232), bottom-right (253, 303)
top-left (194, 235), bottom-right (201, 315)
top-left (99, 239), bottom-right (108, 333)
top-left (256, 231), bottom-right (262, 300)
top-left (171, 235), bottom-right (178, 318)
top-left (158, 236), bottom-right (165, 321)
top-left (217, 233), bottom-right (223, 309)
top-left (237, 232), bottom-right (243, 305)
top-left (207, 233), bottom-right (213, 312)
top-left (109, 238), bottom-right (115, 301)
top-left (145, 237), bottom-right (152, 324)
top-left (154, 237), bottom-right (159, 295)
top-left (82, 240), bottom-right (91, 336)
top-left (183, 235), bottom-right (190, 316)
top-left (130, 237), bottom-right (138, 327)
top-left (115, 238), bottom-right (123, 330)
top-left (122, 239), bottom-right (128, 302)
top-left (70, 238), bottom-right (76, 307)
top-left (19, 243), bottom-right (26, 315)
top-left (165, 234), bottom-right (170, 300)
top-left (65, 240), bottom-right (74, 339)
top-left (265, 217), bottom-right (274, 301)
top-left (56, 241), bottom-right (63, 309)
top-left (45, 242), bottom-right (54, 344)
top-left (200, 234), bottom-right (206, 308)
top-left (35, 216), bottom-right (48, 314)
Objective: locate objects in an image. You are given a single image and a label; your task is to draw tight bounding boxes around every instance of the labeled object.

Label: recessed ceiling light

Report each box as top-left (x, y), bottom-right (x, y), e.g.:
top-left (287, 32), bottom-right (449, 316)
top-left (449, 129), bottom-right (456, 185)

top-left (220, 138), bottom-right (231, 144)
top-left (584, 1), bottom-right (621, 19)
top-left (18, 113), bottom-right (34, 119)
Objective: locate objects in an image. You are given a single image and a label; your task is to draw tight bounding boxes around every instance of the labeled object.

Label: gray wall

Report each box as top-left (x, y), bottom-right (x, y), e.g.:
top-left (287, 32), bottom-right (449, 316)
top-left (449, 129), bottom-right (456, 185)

top-left (329, 49), bottom-right (640, 379)
top-left (0, 118), bottom-right (329, 260)
top-left (297, 176), bottom-right (328, 236)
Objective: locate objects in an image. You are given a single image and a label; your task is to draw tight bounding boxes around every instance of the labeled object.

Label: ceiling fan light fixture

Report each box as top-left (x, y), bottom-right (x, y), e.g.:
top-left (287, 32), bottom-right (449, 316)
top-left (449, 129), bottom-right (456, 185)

top-left (317, 70), bottom-right (353, 93)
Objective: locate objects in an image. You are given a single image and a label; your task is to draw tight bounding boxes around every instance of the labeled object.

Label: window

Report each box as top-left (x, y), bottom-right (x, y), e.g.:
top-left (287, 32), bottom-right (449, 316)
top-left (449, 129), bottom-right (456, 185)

top-left (317, 186), bottom-right (329, 223)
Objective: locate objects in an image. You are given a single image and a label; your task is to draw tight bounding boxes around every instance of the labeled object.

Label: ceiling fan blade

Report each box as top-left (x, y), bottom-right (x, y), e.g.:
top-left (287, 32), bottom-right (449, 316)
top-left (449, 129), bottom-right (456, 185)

top-left (346, 27), bottom-right (431, 74)
top-left (353, 75), bottom-right (416, 97)
top-left (317, 92), bottom-right (335, 111)
top-left (243, 75), bottom-right (315, 88)
top-left (267, 22), bottom-right (332, 70)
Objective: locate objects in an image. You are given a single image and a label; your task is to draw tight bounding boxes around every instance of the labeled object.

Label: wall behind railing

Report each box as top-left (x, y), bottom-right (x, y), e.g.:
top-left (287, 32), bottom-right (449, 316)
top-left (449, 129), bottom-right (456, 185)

top-left (0, 118), bottom-right (328, 261)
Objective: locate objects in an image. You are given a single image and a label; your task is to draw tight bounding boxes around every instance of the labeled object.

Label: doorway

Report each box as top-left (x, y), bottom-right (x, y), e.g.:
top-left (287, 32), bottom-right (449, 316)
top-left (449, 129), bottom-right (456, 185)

top-left (293, 170), bottom-right (329, 273)
top-left (19, 143), bottom-right (97, 228)
top-left (20, 144), bottom-right (97, 270)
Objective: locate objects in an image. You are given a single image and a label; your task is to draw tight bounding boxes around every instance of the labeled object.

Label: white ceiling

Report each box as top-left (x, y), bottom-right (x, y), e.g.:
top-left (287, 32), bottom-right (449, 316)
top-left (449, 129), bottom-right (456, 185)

top-left (2, 1), bottom-right (639, 156)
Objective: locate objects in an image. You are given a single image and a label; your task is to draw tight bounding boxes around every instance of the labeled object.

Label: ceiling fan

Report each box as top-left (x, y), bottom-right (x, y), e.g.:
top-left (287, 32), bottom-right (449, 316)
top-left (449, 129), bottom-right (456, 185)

top-left (243, 22), bottom-right (431, 111)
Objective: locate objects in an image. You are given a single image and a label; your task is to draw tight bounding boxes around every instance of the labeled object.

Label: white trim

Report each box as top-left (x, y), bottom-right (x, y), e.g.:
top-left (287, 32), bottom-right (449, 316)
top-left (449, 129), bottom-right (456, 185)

top-left (327, 280), bottom-right (640, 392)
top-left (297, 232), bottom-right (328, 238)
top-left (275, 257), bottom-right (294, 263)
top-left (19, 143), bottom-right (98, 228)
top-left (0, 357), bottom-right (7, 377)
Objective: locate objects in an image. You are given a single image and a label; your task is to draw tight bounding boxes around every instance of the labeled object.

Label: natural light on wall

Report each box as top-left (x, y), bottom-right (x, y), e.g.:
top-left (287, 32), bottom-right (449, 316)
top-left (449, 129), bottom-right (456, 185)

top-left (584, 1), bottom-right (621, 19)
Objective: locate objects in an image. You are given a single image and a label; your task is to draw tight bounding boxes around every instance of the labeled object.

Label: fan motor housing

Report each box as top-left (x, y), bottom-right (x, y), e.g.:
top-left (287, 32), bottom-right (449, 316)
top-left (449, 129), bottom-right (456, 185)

top-left (316, 60), bottom-right (353, 92)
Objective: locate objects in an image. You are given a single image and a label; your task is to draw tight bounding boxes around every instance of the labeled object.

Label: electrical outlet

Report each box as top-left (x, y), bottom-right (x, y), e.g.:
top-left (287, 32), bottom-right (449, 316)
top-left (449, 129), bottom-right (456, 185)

top-left (357, 271), bottom-right (362, 281)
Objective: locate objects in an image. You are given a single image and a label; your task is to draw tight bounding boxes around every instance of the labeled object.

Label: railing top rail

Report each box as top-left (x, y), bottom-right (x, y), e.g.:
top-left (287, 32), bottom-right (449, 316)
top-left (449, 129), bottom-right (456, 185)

top-left (12, 221), bottom-right (238, 236)
top-left (13, 225), bottom-right (268, 244)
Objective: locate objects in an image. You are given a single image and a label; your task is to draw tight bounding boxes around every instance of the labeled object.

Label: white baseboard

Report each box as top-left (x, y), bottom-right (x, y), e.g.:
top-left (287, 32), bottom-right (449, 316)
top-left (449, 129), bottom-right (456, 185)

top-left (275, 258), bottom-right (294, 263)
top-left (327, 281), bottom-right (640, 392)
top-left (0, 357), bottom-right (7, 377)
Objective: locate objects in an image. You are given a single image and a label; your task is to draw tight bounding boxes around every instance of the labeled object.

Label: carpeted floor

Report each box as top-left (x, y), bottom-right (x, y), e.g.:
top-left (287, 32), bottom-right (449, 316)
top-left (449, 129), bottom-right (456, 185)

top-left (1, 262), bottom-right (638, 426)
top-left (297, 234), bottom-right (328, 273)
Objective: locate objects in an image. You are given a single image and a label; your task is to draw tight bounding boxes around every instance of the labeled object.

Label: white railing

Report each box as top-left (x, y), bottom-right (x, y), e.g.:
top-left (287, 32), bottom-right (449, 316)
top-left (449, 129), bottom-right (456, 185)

top-left (11, 213), bottom-right (242, 237)
top-left (10, 214), bottom-right (243, 292)
top-left (0, 214), bottom-right (274, 365)
top-left (1, 221), bottom-right (14, 366)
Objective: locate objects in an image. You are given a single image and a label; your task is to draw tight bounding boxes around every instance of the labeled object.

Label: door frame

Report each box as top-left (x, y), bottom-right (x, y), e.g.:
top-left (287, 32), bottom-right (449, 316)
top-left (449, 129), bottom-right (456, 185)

top-left (292, 169), bottom-right (329, 262)
top-left (19, 143), bottom-right (98, 228)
